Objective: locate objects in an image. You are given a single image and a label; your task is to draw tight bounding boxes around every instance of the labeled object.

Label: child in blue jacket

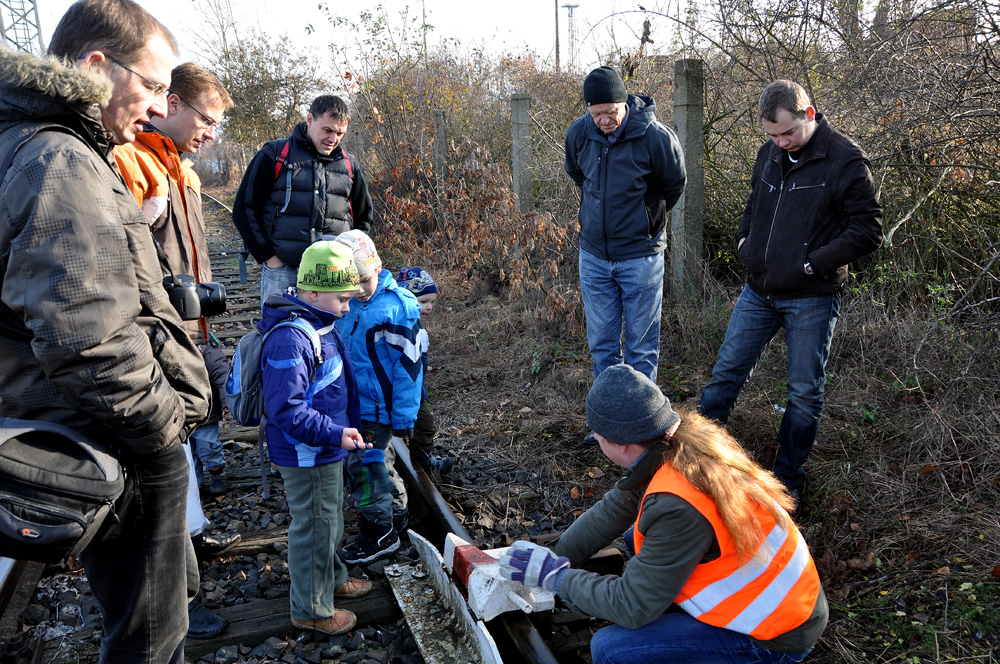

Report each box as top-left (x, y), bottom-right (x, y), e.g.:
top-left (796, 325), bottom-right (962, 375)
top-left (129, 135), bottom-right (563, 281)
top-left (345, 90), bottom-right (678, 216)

top-left (396, 266), bottom-right (453, 473)
top-left (260, 240), bottom-right (373, 636)
top-left (333, 231), bottom-right (424, 564)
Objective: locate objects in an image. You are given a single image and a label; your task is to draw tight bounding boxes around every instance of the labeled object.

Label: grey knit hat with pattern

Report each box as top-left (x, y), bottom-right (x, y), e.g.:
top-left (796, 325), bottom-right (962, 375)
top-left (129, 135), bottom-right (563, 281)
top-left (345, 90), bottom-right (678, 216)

top-left (586, 364), bottom-right (680, 445)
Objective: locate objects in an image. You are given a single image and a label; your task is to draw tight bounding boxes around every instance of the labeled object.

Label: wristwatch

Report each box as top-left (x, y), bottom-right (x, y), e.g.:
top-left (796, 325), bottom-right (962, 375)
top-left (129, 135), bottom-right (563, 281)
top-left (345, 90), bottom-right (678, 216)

top-left (804, 262), bottom-right (814, 275)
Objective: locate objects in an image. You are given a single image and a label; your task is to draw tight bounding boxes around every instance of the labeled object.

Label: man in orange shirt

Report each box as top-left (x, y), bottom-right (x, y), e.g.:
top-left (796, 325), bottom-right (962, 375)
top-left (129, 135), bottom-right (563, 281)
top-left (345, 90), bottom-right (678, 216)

top-left (115, 62), bottom-right (238, 639)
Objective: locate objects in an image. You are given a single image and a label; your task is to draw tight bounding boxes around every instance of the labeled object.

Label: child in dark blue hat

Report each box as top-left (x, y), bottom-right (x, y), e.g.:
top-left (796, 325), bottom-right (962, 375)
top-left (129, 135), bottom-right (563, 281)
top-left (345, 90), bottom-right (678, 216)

top-left (396, 267), bottom-right (454, 473)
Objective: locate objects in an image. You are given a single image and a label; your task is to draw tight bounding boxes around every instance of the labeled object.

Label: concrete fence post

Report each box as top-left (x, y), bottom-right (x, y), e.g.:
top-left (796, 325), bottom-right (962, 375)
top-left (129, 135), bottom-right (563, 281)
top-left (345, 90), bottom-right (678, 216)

top-left (511, 93), bottom-right (534, 212)
top-left (671, 58), bottom-right (705, 298)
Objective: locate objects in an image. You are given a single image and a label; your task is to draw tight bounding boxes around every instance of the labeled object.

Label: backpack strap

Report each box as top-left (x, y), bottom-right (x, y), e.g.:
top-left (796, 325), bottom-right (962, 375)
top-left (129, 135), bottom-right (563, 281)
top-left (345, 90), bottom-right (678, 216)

top-left (343, 152), bottom-right (354, 220)
top-left (261, 315), bottom-right (334, 381)
top-left (273, 139), bottom-right (291, 182)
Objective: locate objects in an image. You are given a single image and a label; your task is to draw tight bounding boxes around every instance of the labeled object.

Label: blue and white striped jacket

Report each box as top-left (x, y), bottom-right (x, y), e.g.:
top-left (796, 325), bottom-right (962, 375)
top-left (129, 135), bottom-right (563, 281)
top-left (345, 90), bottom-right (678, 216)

top-left (335, 270), bottom-right (424, 430)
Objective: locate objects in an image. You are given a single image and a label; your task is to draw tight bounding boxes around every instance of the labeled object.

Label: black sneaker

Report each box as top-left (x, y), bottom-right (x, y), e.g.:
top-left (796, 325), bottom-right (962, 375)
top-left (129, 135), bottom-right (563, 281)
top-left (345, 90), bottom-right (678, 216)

top-left (340, 524), bottom-right (400, 565)
top-left (393, 511), bottom-right (409, 534)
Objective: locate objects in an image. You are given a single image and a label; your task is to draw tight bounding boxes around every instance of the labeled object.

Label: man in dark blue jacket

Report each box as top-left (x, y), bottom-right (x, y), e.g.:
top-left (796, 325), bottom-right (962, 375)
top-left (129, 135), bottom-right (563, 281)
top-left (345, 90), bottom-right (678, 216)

top-left (566, 66), bottom-right (686, 444)
top-left (233, 94), bottom-right (373, 302)
top-left (699, 80), bottom-right (883, 514)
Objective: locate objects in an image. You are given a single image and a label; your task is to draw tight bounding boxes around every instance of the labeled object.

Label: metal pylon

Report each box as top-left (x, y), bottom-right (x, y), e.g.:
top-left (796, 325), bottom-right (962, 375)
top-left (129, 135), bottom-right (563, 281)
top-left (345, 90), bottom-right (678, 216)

top-left (1, 0), bottom-right (43, 54)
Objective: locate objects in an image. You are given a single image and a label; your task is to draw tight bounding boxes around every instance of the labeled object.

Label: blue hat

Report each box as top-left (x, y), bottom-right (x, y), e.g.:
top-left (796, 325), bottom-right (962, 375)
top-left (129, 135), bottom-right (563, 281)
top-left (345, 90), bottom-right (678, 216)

top-left (397, 267), bottom-right (439, 298)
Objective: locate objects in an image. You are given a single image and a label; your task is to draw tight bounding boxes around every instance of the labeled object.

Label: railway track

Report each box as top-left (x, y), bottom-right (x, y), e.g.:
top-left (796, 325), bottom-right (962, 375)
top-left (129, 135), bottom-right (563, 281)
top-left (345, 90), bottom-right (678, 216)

top-left (1, 218), bottom-right (619, 663)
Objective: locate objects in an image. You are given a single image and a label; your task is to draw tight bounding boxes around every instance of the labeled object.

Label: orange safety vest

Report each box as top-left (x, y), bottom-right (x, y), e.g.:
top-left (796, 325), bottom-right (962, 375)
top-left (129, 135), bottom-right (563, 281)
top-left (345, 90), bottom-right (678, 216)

top-left (634, 463), bottom-right (820, 640)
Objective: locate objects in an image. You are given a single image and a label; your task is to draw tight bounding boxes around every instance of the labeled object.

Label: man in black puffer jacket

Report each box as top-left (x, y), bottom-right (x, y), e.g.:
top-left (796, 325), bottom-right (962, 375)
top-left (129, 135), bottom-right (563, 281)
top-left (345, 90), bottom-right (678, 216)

top-left (699, 80), bottom-right (883, 514)
top-left (233, 94), bottom-right (373, 303)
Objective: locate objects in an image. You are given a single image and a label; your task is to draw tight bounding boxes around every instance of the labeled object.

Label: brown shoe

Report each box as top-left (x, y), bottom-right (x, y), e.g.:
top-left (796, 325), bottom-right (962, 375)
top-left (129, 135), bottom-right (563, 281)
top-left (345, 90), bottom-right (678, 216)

top-left (290, 610), bottom-right (357, 635)
top-left (334, 577), bottom-right (373, 599)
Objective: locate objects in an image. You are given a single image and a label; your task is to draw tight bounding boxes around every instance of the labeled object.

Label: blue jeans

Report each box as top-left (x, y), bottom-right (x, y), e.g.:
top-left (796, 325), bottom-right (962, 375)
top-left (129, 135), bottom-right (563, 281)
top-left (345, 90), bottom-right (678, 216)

top-left (279, 462), bottom-right (348, 620)
top-left (591, 610), bottom-right (814, 663)
top-left (699, 286), bottom-right (840, 492)
top-left (81, 443), bottom-right (198, 664)
top-left (260, 263), bottom-right (298, 306)
top-left (579, 249), bottom-right (664, 381)
top-left (189, 422), bottom-right (225, 484)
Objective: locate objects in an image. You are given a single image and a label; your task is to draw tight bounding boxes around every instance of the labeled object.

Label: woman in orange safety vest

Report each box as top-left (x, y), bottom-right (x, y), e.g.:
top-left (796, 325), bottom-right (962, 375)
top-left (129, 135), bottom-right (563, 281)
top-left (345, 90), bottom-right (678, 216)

top-left (500, 364), bottom-right (828, 663)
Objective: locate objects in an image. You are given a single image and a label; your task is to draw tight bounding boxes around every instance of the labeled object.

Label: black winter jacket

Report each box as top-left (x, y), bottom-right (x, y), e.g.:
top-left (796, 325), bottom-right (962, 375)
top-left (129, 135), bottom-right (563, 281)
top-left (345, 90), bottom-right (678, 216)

top-left (233, 121), bottom-right (373, 267)
top-left (737, 114), bottom-right (883, 299)
top-left (565, 94), bottom-right (686, 261)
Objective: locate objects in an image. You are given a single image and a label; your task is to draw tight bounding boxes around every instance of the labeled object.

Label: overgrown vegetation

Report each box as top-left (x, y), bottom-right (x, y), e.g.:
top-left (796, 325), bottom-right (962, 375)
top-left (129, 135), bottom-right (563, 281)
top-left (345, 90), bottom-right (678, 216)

top-left (202, 0), bottom-right (1000, 660)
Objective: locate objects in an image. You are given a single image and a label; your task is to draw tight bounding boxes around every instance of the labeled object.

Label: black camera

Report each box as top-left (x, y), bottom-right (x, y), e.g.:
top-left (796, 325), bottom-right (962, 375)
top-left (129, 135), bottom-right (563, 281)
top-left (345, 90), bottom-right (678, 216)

top-left (162, 274), bottom-right (226, 320)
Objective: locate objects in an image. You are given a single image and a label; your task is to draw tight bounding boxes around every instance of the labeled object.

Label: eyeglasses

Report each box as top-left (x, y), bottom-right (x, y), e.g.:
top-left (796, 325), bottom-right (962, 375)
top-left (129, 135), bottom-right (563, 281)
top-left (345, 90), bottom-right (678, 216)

top-left (175, 95), bottom-right (219, 129)
top-left (109, 57), bottom-right (168, 97)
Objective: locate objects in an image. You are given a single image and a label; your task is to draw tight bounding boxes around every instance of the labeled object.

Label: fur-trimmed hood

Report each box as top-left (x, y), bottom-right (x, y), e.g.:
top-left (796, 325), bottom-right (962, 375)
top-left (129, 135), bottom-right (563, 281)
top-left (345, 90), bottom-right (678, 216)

top-left (0, 47), bottom-right (110, 124)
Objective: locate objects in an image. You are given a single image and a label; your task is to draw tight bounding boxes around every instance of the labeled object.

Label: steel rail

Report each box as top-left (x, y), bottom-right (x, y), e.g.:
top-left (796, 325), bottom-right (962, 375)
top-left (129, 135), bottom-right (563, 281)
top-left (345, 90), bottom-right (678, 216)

top-left (392, 441), bottom-right (562, 664)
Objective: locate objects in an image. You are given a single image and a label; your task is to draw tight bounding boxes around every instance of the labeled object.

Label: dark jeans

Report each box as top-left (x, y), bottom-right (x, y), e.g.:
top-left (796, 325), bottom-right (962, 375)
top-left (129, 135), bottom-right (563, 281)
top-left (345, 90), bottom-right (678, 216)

top-left (699, 286), bottom-right (840, 492)
top-left (81, 442), bottom-right (198, 664)
top-left (410, 397), bottom-right (436, 459)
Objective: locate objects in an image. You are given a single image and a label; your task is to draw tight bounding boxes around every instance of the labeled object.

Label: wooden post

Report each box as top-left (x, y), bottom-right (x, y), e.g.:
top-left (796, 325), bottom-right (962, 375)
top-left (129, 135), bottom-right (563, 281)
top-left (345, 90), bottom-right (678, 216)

top-left (433, 110), bottom-right (447, 230)
top-left (511, 94), bottom-right (534, 212)
top-left (671, 58), bottom-right (705, 298)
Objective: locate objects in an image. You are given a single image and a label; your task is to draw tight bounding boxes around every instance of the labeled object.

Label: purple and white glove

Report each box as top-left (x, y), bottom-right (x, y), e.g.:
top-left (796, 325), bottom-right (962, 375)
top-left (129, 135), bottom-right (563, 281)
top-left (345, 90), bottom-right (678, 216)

top-left (498, 540), bottom-right (570, 593)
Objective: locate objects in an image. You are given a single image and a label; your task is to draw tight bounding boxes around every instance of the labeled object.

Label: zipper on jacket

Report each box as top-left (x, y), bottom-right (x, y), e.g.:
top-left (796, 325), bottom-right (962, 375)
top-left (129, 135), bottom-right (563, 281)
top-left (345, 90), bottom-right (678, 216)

top-left (600, 146), bottom-right (610, 255)
top-left (762, 177), bottom-right (785, 295)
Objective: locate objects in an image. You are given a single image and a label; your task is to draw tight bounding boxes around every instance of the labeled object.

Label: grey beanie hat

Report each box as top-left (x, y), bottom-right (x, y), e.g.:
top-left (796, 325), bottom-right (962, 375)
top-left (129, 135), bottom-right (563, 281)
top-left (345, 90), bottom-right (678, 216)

top-left (586, 364), bottom-right (680, 445)
top-left (584, 66), bottom-right (628, 106)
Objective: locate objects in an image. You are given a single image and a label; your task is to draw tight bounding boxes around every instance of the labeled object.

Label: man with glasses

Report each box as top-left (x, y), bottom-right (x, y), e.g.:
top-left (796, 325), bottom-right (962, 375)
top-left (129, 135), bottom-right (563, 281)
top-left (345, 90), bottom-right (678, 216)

top-left (565, 66), bottom-right (686, 445)
top-left (115, 62), bottom-right (238, 639)
top-left (0, 1), bottom-right (210, 662)
top-left (233, 94), bottom-right (373, 303)
top-left (698, 80), bottom-right (883, 516)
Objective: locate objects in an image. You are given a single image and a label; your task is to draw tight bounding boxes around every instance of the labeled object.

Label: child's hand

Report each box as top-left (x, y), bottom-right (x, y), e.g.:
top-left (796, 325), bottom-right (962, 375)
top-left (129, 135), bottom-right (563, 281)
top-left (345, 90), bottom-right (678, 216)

top-left (341, 428), bottom-right (371, 451)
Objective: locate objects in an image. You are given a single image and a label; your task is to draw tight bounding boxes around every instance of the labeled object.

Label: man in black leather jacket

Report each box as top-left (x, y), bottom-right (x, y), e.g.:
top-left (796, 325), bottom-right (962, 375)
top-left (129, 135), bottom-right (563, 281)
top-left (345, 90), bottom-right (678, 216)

top-left (699, 80), bottom-right (883, 513)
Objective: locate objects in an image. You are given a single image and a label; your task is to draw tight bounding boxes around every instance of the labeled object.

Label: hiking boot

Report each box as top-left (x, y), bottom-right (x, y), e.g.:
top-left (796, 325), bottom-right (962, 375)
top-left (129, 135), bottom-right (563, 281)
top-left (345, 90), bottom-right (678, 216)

top-left (412, 451), bottom-right (455, 473)
top-left (187, 600), bottom-right (228, 639)
top-left (334, 577), bottom-right (373, 599)
top-left (393, 511), bottom-right (409, 534)
top-left (340, 521), bottom-right (399, 565)
top-left (207, 466), bottom-right (227, 497)
top-left (787, 488), bottom-right (804, 520)
top-left (192, 530), bottom-right (241, 560)
top-left (290, 610), bottom-right (357, 636)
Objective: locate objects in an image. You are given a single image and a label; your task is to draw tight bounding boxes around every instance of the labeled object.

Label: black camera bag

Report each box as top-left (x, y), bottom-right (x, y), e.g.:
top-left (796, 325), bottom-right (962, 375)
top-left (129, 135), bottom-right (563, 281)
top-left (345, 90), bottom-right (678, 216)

top-left (0, 417), bottom-right (125, 563)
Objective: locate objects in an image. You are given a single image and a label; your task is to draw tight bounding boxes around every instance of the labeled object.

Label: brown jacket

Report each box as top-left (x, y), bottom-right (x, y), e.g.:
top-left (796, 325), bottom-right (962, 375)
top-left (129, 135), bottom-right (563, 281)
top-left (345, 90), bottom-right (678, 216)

top-left (0, 49), bottom-right (210, 456)
top-left (116, 131), bottom-right (212, 341)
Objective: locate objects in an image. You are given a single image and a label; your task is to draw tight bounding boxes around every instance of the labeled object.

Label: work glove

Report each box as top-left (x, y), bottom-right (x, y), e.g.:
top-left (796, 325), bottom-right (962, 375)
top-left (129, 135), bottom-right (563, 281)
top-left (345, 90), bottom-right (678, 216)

top-left (498, 540), bottom-right (570, 593)
top-left (392, 428), bottom-right (414, 441)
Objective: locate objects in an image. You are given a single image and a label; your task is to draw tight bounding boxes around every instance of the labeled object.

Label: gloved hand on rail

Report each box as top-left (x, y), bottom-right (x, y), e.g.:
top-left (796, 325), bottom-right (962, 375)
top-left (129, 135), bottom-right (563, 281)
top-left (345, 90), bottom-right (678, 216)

top-left (498, 540), bottom-right (570, 593)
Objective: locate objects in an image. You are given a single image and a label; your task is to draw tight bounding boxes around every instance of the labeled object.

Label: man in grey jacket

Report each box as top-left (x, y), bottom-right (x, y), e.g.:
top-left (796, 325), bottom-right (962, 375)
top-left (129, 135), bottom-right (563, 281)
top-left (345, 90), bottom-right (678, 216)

top-left (0, 1), bottom-right (210, 661)
top-left (565, 66), bottom-right (686, 444)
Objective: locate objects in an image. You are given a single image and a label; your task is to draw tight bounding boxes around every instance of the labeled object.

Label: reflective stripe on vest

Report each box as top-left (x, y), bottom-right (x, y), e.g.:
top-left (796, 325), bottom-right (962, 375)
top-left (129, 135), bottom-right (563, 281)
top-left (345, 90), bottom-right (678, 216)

top-left (633, 463), bottom-right (820, 640)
